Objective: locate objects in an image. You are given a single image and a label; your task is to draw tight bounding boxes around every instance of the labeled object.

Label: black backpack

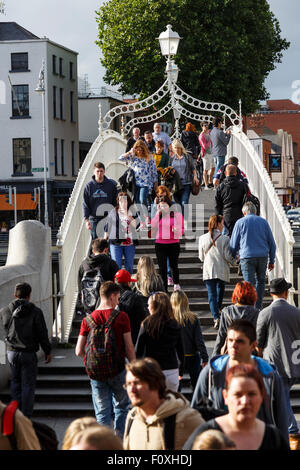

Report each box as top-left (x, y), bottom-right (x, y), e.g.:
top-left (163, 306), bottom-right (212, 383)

top-left (81, 260), bottom-right (104, 312)
top-left (1, 400), bottom-right (58, 450)
top-left (118, 289), bottom-right (141, 315)
top-left (5, 306), bottom-right (29, 350)
top-left (242, 184), bottom-right (260, 216)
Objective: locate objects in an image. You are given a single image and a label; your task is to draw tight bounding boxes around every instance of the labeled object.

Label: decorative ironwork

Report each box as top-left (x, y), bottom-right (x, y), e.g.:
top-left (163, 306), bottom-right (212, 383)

top-left (124, 99), bottom-right (173, 135)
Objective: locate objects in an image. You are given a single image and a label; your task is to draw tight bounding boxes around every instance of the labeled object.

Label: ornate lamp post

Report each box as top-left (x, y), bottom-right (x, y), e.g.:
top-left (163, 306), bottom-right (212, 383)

top-left (35, 60), bottom-right (49, 227)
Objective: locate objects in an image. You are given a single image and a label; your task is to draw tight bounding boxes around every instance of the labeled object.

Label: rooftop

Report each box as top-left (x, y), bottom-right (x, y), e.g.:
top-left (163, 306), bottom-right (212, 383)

top-left (0, 22), bottom-right (40, 41)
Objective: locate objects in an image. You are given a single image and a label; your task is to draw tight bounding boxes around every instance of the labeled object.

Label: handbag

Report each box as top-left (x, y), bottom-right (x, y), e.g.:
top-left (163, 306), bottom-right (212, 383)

top-left (191, 178), bottom-right (200, 196)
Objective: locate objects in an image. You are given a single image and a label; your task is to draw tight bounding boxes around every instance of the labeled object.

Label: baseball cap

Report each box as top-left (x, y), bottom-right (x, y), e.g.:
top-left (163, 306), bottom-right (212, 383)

top-left (114, 269), bottom-right (137, 283)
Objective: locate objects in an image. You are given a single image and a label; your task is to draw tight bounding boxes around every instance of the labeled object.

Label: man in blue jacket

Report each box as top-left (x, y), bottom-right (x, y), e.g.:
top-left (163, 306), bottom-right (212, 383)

top-left (83, 162), bottom-right (117, 239)
top-left (190, 319), bottom-right (288, 445)
top-left (230, 201), bottom-right (276, 310)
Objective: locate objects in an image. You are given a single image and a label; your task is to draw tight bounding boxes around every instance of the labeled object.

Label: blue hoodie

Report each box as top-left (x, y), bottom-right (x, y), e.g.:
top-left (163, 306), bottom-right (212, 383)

top-left (191, 354), bottom-right (289, 443)
top-left (83, 175), bottom-right (117, 219)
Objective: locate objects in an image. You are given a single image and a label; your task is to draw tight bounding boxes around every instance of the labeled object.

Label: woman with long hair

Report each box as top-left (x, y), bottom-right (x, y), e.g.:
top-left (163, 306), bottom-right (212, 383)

top-left (213, 281), bottom-right (259, 355)
top-left (180, 122), bottom-right (200, 160)
top-left (134, 255), bottom-right (165, 312)
top-left (119, 139), bottom-right (158, 227)
top-left (170, 290), bottom-right (208, 390)
top-left (151, 195), bottom-right (184, 292)
top-left (170, 138), bottom-right (199, 216)
top-left (135, 291), bottom-right (184, 391)
top-left (104, 191), bottom-right (137, 274)
top-left (198, 214), bottom-right (236, 329)
top-left (199, 121), bottom-right (214, 189)
top-left (185, 364), bottom-right (289, 450)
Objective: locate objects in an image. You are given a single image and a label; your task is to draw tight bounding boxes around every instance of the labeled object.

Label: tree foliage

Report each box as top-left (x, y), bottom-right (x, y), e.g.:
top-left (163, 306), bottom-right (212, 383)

top-left (95, 0), bottom-right (289, 114)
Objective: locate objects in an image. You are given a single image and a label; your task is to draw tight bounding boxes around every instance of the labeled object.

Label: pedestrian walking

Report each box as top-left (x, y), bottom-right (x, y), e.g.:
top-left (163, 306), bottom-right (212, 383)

top-left (134, 255), bottom-right (165, 313)
top-left (198, 214), bottom-right (236, 329)
top-left (180, 122), bottom-right (200, 160)
top-left (0, 282), bottom-right (52, 418)
top-left (230, 201), bottom-right (276, 310)
top-left (185, 364), bottom-right (289, 450)
top-left (210, 116), bottom-right (231, 177)
top-left (104, 191), bottom-right (137, 274)
top-left (151, 195), bottom-right (184, 292)
top-left (213, 281), bottom-right (259, 356)
top-left (256, 277), bottom-right (300, 450)
top-left (199, 121), bottom-right (214, 189)
top-left (170, 289), bottom-right (208, 389)
top-left (135, 292), bottom-right (184, 392)
top-left (75, 281), bottom-right (136, 437)
top-left (83, 162), bottom-right (117, 239)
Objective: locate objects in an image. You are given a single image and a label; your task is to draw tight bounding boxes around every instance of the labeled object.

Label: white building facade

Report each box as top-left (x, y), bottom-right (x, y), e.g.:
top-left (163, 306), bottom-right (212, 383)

top-left (0, 22), bottom-right (79, 229)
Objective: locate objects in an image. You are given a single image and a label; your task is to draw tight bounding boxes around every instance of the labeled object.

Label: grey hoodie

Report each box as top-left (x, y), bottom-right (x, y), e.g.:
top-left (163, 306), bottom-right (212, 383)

top-left (191, 354), bottom-right (289, 443)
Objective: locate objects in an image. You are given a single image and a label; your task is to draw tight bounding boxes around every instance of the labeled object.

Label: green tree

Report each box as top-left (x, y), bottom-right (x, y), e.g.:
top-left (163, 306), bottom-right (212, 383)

top-left (96, 0), bottom-right (289, 114)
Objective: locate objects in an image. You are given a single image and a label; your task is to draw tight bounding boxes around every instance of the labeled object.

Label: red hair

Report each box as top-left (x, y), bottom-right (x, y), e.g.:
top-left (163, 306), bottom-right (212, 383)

top-left (185, 122), bottom-right (196, 132)
top-left (225, 364), bottom-right (266, 398)
top-left (232, 281), bottom-right (257, 306)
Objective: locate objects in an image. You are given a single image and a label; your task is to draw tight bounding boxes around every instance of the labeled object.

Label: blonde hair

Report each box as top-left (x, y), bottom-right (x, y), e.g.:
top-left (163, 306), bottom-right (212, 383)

top-left (133, 139), bottom-right (151, 162)
top-left (192, 430), bottom-right (236, 450)
top-left (62, 417), bottom-right (98, 450)
top-left (136, 255), bottom-right (162, 297)
top-left (71, 425), bottom-right (123, 450)
top-left (171, 138), bottom-right (187, 155)
top-left (170, 290), bottom-right (196, 326)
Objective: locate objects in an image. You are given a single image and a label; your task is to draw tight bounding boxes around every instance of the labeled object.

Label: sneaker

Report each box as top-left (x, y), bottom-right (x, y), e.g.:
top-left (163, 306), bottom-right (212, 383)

top-left (204, 186), bottom-right (210, 190)
top-left (173, 284), bottom-right (181, 291)
top-left (213, 319), bottom-right (220, 330)
top-left (168, 276), bottom-right (174, 286)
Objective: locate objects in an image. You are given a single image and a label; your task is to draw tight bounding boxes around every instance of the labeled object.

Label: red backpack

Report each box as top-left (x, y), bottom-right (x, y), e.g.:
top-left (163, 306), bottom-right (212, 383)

top-left (84, 308), bottom-right (125, 381)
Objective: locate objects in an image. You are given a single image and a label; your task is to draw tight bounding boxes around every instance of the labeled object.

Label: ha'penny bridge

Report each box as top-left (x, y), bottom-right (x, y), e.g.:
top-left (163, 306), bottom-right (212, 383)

top-left (0, 25), bottom-right (298, 433)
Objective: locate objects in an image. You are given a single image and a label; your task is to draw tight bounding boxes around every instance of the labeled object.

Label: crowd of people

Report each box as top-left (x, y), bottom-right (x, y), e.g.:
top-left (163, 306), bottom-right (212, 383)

top-left (1, 118), bottom-right (300, 452)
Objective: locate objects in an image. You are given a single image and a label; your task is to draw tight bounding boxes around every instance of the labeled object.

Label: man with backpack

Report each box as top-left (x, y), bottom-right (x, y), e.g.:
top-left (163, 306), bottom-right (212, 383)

top-left (77, 238), bottom-right (119, 314)
top-left (114, 269), bottom-right (148, 345)
top-left (123, 358), bottom-right (204, 450)
top-left (75, 281), bottom-right (136, 438)
top-left (0, 283), bottom-right (52, 419)
top-left (213, 156), bottom-right (249, 187)
top-left (189, 320), bottom-right (288, 446)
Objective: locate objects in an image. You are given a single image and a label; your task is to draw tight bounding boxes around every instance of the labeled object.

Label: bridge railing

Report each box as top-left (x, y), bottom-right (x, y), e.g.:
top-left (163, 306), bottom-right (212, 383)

top-left (56, 130), bottom-right (126, 342)
top-left (228, 127), bottom-right (295, 295)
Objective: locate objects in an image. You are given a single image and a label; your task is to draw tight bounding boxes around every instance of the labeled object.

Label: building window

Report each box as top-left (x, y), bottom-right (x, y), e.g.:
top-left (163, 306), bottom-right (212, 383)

top-left (52, 55), bottom-right (57, 74)
top-left (11, 53), bottom-right (29, 72)
top-left (54, 138), bottom-right (59, 175)
top-left (11, 84), bottom-right (29, 117)
top-left (53, 86), bottom-right (57, 118)
top-left (61, 139), bottom-right (65, 175)
top-left (69, 61), bottom-right (74, 80)
top-left (70, 91), bottom-right (74, 122)
top-left (59, 88), bottom-right (64, 119)
top-left (59, 57), bottom-right (64, 77)
top-left (13, 138), bottom-right (32, 175)
top-left (71, 141), bottom-right (76, 176)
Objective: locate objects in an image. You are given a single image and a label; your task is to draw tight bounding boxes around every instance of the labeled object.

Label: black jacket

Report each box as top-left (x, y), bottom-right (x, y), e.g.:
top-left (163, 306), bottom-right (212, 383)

top-left (118, 168), bottom-right (136, 196)
top-left (181, 318), bottom-right (208, 362)
top-left (215, 176), bottom-right (247, 234)
top-left (78, 253), bottom-right (119, 298)
top-left (118, 286), bottom-right (148, 345)
top-left (0, 299), bottom-right (51, 354)
top-left (135, 319), bottom-right (184, 375)
top-left (180, 131), bottom-right (200, 157)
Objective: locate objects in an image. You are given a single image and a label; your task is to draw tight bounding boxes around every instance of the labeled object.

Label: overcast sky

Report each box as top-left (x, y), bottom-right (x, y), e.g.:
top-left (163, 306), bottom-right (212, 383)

top-left (1, 0), bottom-right (299, 102)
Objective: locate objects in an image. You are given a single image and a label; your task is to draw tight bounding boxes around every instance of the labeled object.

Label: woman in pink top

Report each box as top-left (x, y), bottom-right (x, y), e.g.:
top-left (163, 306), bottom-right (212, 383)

top-left (151, 195), bottom-right (184, 292)
top-left (199, 121), bottom-right (214, 189)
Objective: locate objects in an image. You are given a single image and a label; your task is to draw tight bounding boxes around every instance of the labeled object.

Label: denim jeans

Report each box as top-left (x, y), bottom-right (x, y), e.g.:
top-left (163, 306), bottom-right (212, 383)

top-left (240, 256), bottom-right (268, 310)
top-left (213, 156), bottom-right (225, 177)
top-left (135, 186), bottom-right (150, 223)
top-left (204, 278), bottom-right (225, 320)
top-left (110, 243), bottom-right (136, 274)
top-left (7, 351), bottom-right (38, 418)
top-left (90, 368), bottom-right (129, 437)
top-left (281, 377), bottom-right (299, 434)
top-left (174, 184), bottom-right (191, 220)
top-left (90, 216), bottom-right (107, 240)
